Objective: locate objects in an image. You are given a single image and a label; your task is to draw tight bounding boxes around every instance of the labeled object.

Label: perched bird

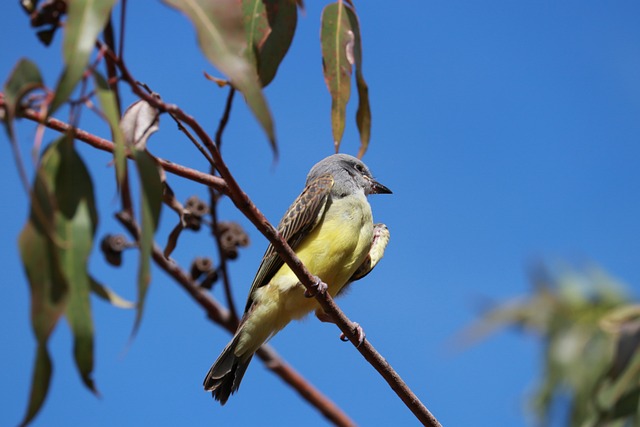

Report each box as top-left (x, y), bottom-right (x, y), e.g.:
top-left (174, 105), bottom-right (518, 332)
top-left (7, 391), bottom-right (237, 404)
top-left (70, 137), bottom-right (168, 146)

top-left (203, 153), bottom-right (392, 404)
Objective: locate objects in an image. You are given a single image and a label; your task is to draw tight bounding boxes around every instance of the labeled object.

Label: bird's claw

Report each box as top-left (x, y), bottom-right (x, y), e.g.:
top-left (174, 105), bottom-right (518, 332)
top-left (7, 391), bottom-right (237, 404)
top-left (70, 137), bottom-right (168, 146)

top-left (304, 277), bottom-right (328, 298)
top-left (340, 322), bottom-right (365, 347)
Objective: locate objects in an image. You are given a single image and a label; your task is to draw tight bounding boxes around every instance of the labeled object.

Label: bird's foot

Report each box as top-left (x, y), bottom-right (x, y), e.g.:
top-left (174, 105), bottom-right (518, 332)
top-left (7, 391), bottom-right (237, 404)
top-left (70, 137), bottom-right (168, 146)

top-left (340, 322), bottom-right (366, 347)
top-left (304, 276), bottom-right (328, 298)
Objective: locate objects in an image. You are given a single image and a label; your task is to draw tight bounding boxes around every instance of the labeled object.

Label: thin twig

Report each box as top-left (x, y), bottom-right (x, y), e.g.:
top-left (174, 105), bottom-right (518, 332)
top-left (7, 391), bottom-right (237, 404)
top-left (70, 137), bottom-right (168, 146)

top-left (209, 197), bottom-right (239, 321)
top-left (8, 104), bottom-right (226, 192)
top-left (118, 0), bottom-right (127, 59)
top-left (208, 85), bottom-right (239, 321)
top-left (112, 58), bottom-right (442, 426)
top-left (135, 81), bottom-right (216, 167)
top-left (102, 16), bottom-right (121, 117)
top-left (214, 87), bottom-right (235, 152)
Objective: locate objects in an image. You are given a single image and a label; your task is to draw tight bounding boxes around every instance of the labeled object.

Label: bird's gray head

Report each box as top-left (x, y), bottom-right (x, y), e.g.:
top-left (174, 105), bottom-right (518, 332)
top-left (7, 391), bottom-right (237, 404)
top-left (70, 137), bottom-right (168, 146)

top-left (307, 154), bottom-right (392, 197)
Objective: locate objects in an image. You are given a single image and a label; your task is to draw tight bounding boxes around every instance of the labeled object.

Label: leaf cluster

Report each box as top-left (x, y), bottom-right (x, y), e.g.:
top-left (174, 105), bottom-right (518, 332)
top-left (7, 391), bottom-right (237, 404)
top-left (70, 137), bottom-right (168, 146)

top-left (465, 265), bottom-right (640, 427)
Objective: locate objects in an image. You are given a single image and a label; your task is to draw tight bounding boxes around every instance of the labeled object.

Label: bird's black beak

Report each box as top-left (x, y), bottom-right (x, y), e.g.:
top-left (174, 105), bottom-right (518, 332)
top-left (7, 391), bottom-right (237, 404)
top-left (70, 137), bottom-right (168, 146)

top-left (368, 177), bottom-right (392, 195)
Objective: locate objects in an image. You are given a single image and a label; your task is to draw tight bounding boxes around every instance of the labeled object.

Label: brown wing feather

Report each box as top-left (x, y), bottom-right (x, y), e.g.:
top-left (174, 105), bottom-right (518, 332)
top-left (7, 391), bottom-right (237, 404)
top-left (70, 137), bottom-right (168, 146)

top-left (243, 174), bottom-right (334, 313)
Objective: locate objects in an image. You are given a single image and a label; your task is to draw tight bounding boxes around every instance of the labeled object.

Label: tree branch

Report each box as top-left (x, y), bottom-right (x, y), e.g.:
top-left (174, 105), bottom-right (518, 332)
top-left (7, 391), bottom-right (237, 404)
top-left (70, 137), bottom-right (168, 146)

top-left (112, 59), bottom-right (442, 426)
top-left (8, 104), bottom-right (226, 192)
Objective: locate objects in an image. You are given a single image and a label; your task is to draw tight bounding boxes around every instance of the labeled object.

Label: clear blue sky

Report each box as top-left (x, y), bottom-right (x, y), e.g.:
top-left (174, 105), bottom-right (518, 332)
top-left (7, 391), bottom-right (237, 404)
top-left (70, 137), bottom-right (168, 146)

top-left (2, 2), bottom-right (640, 426)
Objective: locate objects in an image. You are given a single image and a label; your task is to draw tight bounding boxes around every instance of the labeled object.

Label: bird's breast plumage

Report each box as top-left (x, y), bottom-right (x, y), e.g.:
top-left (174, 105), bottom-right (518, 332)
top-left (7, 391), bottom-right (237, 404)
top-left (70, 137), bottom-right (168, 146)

top-left (237, 191), bottom-right (374, 355)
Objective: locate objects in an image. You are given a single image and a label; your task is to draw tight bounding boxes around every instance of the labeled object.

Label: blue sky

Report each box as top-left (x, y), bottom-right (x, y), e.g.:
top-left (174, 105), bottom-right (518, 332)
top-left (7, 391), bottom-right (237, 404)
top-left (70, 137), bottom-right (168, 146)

top-left (2, 1), bottom-right (640, 426)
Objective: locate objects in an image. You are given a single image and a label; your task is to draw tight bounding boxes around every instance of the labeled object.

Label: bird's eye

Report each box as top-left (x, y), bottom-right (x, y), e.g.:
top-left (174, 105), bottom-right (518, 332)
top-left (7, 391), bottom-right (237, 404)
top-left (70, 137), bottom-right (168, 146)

top-left (354, 164), bottom-right (365, 173)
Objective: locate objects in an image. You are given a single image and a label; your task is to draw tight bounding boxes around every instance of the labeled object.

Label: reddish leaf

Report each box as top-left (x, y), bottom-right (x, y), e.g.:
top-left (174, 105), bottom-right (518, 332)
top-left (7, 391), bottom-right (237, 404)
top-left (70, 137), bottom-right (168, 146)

top-left (321, 2), bottom-right (353, 152)
top-left (164, 0), bottom-right (276, 152)
top-left (344, 7), bottom-right (371, 158)
top-left (242, 0), bottom-right (297, 87)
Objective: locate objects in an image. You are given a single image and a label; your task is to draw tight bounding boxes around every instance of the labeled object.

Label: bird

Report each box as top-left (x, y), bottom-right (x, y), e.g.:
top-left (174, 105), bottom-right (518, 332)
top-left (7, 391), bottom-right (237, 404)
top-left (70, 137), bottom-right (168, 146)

top-left (203, 153), bottom-right (392, 404)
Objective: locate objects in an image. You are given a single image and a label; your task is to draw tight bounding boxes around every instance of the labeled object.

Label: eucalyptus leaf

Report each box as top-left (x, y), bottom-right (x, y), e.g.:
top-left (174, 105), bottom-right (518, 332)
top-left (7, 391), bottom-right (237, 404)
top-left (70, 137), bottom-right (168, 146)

top-left (120, 97), bottom-right (161, 149)
top-left (242, 0), bottom-right (297, 87)
top-left (321, 2), bottom-right (353, 152)
top-left (130, 149), bottom-right (163, 336)
top-left (93, 71), bottom-right (127, 187)
top-left (344, 7), bottom-right (371, 158)
top-left (3, 58), bottom-right (44, 139)
top-left (163, 0), bottom-right (276, 151)
top-left (18, 135), bottom-right (101, 424)
top-left (49, 0), bottom-right (117, 114)
top-left (54, 137), bottom-right (99, 394)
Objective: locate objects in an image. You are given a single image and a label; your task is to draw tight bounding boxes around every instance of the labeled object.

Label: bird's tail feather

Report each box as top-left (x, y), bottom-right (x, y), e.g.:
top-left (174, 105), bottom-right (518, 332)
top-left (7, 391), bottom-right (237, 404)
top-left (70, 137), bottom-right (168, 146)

top-left (203, 334), bottom-right (253, 405)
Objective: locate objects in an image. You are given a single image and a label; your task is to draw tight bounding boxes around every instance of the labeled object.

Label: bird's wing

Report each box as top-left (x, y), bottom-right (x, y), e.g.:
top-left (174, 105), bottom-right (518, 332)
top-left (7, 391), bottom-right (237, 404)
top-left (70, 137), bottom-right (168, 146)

top-left (346, 223), bottom-right (390, 284)
top-left (243, 173), bottom-right (335, 313)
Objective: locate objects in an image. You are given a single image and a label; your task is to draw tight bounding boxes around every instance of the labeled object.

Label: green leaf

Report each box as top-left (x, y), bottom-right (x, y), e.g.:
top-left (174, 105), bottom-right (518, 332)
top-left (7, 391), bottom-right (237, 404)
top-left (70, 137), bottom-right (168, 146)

top-left (344, 7), bottom-right (371, 158)
top-left (19, 136), bottom-right (101, 425)
top-left (53, 137), bottom-right (99, 394)
top-left (321, 2), bottom-right (354, 152)
top-left (90, 276), bottom-right (135, 309)
top-left (131, 149), bottom-right (163, 335)
top-left (242, 0), bottom-right (297, 87)
top-left (163, 0), bottom-right (276, 152)
top-left (19, 344), bottom-right (53, 427)
top-left (3, 58), bottom-right (44, 139)
top-left (18, 138), bottom-right (71, 426)
top-left (93, 71), bottom-right (126, 187)
top-left (49, 0), bottom-right (117, 114)
top-left (609, 387), bottom-right (640, 421)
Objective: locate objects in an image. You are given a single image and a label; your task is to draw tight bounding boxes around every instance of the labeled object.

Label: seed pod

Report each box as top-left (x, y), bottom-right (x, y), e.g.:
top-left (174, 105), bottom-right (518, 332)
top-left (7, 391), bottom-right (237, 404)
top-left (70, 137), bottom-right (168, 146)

top-left (100, 234), bottom-right (130, 267)
top-left (190, 256), bottom-right (214, 281)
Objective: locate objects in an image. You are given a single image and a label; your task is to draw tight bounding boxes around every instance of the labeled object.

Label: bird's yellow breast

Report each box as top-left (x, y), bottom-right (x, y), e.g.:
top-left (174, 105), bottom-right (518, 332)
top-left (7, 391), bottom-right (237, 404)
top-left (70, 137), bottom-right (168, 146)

top-left (292, 192), bottom-right (374, 291)
top-left (238, 192), bottom-right (374, 355)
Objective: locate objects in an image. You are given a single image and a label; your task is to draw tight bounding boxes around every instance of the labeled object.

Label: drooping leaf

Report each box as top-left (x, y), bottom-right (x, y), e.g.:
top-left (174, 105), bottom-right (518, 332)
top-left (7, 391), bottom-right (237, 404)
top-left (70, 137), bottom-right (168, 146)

top-left (53, 137), bottom-right (99, 394)
top-left (93, 71), bottom-right (126, 187)
top-left (163, 0), bottom-right (276, 152)
top-left (49, 0), bottom-right (117, 114)
top-left (90, 276), bottom-right (135, 309)
top-left (18, 136), bottom-right (80, 426)
top-left (242, 0), bottom-right (297, 87)
top-left (18, 344), bottom-right (53, 427)
top-left (321, 2), bottom-right (354, 152)
top-left (3, 58), bottom-right (44, 139)
top-left (343, 6), bottom-right (371, 158)
top-left (18, 220), bottom-right (65, 427)
top-left (131, 149), bottom-right (163, 335)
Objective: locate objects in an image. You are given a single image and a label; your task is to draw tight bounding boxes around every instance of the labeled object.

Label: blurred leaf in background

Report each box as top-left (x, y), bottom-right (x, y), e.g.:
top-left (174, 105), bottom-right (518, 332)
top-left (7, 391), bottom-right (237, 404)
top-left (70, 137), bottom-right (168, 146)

top-left (461, 263), bottom-right (640, 427)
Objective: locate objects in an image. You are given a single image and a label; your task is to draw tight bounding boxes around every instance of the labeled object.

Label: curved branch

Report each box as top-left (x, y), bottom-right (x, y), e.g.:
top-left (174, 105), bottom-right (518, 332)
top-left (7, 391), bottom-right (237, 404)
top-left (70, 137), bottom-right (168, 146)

top-left (113, 60), bottom-right (442, 426)
top-left (9, 104), bottom-right (226, 192)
